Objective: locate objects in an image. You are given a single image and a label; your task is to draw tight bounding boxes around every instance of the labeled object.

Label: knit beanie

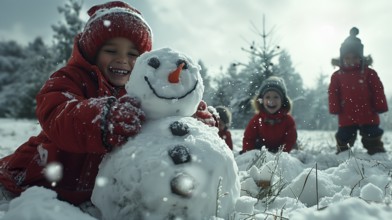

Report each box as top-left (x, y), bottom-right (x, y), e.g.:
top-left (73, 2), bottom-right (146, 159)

top-left (257, 76), bottom-right (291, 112)
top-left (215, 106), bottom-right (232, 126)
top-left (79, 1), bottom-right (153, 63)
top-left (259, 76), bottom-right (287, 99)
top-left (340, 27), bottom-right (364, 63)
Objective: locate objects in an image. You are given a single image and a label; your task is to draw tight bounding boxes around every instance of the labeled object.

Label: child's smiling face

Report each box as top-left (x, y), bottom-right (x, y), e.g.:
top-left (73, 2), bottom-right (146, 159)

top-left (262, 90), bottom-right (282, 114)
top-left (343, 52), bottom-right (361, 68)
top-left (96, 37), bottom-right (140, 87)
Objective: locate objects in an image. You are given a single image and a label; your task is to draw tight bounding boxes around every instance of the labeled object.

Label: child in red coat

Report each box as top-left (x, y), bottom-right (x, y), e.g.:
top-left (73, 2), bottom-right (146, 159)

top-left (0, 1), bottom-right (216, 208)
top-left (216, 106), bottom-right (233, 150)
top-left (328, 27), bottom-right (388, 155)
top-left (241, 76), bottom-right (297, 154)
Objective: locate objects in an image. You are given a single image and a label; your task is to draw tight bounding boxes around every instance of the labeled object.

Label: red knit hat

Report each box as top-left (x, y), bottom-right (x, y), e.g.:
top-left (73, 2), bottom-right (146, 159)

top-left (79, 1), bottom-right (153, 63)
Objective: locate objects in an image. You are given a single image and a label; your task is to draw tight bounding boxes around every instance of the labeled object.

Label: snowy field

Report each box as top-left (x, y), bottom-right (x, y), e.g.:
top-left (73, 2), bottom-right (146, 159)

top-left (1, 118), bottom-right (392, 219)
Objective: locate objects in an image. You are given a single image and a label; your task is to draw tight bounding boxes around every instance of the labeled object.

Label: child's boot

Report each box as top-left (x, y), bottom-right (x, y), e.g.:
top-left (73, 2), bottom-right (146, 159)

top-left (362, 136), bottom-right (386, 155)
top-left (336, 135), bottom-right (355, 154)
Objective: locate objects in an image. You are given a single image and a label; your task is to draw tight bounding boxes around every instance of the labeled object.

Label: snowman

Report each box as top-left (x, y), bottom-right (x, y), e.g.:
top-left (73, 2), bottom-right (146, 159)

top-left (91, 48), bottom-right (240, 220)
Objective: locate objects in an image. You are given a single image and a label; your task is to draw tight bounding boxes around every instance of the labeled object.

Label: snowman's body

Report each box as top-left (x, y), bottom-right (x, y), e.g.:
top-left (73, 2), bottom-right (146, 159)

top-left (91, 48), bottom-right (240, 220)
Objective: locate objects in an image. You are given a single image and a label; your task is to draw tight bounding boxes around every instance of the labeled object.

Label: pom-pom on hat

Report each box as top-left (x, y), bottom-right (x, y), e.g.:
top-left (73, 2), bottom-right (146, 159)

top-left (340, 27), bottom-right (364, 61)
top-left (79, 1), bottom-right (153, 63)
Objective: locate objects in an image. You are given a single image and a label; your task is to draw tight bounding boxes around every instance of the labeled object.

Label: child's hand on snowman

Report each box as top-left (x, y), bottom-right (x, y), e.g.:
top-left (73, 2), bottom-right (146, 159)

top-left (102, 95), bottom-right (145, 149)
top-left (193, 100), bottom-right (218, 127)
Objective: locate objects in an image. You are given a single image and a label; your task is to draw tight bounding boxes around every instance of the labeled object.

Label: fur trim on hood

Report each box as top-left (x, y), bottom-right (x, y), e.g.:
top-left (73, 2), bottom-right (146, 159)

top-left (331, 55), bottom-right (373, 68)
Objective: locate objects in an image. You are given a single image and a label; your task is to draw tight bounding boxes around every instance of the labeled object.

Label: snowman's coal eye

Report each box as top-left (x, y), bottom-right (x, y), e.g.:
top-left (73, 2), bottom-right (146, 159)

top-left (148, 57), bottom-right (160, 69)
top-left (176, 59), bottom-right (188, 70)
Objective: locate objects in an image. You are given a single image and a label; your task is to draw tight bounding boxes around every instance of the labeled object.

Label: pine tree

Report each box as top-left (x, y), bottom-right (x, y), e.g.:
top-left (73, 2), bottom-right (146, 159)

top-left (212, 64), bottom-right (239, 108)
top-left (229, 16), bottom-right (281, 128)
top-left (0, 40), bottom-right (25, 86)
top-left (276, 50), bottom-right (305, 101)
top-left (0, 0), bottom-right (84, 118)
top-left (14, 38), bottom-right (54, 118)
top-left (0, 40), bottom-right (26, 117)
top-left (276, 50), bottom-right (308, 126)
top-left (51, 0), bottom-right (84, 65)
top-left (299, 73), bottom-right (336, 130)
top-left (1, 38), bottom-right (54, 118)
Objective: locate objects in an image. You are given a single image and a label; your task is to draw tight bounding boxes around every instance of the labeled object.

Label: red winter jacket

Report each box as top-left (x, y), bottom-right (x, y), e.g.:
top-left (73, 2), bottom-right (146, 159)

top-left (218, 129), bottom-right (233, 150)
top-left (242, 110), bottom-right (297, 153)
top-left (0, 34), bottom-right (129, 205)
top-left (328, 66), bottom-right (388, 127)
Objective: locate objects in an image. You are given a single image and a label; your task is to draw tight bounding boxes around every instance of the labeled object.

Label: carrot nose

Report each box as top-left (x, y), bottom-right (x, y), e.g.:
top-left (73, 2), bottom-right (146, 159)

top-left (168, 63), bottom-right (184, 83)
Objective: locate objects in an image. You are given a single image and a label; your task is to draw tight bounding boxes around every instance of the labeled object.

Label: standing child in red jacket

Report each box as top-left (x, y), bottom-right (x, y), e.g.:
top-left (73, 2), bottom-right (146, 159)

top-left (216, 106), bottom-right (233, 150)
top-left (328, 27), bottom-right (388, 155)
top-left (241, 76), bottom-right (297, 154)
top-left (0, 1), bottom-right (216, 208)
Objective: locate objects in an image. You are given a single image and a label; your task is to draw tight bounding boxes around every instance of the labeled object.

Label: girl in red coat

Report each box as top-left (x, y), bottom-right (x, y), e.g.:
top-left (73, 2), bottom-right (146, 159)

top-left (241, 76), bottom-right (297, 154)
top-left (0, 1), bottom-right (216, 208)
top-left (216, 106), bottom-right (233, 150)
top-left (329, 27), bottom-right (388, 155)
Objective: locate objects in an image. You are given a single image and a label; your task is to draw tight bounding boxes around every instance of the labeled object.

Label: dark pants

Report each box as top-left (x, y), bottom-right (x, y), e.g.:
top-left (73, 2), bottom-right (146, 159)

top-left (336, 125), bottom-right (383, 144)
top-left (335, 125), bottom-right (386, 155)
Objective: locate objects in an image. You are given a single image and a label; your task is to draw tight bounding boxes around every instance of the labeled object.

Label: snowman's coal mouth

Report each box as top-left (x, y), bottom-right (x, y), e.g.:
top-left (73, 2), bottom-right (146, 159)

top-left (144, 76), bottom-right (198, 100)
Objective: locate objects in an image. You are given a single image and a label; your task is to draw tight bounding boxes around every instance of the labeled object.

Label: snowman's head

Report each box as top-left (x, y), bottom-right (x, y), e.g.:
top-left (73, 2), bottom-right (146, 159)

top-left (126, 48), bottom-right (204, 119)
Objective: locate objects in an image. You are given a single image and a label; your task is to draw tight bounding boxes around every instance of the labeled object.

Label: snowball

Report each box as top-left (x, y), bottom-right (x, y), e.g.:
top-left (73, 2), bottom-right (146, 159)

top-left (360, 183), bottom-right (383, 202)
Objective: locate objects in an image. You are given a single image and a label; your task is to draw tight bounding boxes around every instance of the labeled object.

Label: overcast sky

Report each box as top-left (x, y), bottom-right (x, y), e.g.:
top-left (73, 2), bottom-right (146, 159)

top-left (1, 0), bottom-right (392, 95)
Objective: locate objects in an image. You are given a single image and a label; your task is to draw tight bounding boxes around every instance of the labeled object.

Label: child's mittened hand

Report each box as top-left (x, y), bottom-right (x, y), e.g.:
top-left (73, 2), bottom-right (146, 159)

top-left (193, 100), bottom-right (217, 127)
top-left (102, 96), bottom-right (145, 149)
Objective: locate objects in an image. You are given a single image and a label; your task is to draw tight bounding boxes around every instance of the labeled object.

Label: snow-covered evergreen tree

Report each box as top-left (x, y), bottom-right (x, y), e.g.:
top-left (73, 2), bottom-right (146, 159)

top-left (299, 73), bottom-right (336, 130)
top-left (51, 0), bottom-right (84, 65)
top-left (229, 17), bottom-right (281, 128)
top-left (0, 0), bottom-right (84, 118)
top-left (0, 41), bottom-right (26, 117)
top-left (215, 17), bottom-right (316, 129)
top-left (276, 50), bottom-right (305, 101)
top-left (12, 38), bottom-right (54, 118)
top-left (276, 50), bottom-right (308, 127)
top-left (212, 64), bottom-right (239, 107)
top-left (0, 38), bottom-right (54, 118)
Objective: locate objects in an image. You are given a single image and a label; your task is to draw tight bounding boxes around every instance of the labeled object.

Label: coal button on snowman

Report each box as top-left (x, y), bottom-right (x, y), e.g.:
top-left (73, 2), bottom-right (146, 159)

top-left (168, 145), bottom-right (191, 164)
top-left (170, 121), bottom-right (189, 136)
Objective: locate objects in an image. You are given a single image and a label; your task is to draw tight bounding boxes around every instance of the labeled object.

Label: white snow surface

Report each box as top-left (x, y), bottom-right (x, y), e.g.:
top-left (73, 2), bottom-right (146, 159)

top-left (1, 49), bottom-right (392, 219)
top-left (1, 186), bottom-right (95, 220)
top-left (1, 120), bottom-right (392, 219)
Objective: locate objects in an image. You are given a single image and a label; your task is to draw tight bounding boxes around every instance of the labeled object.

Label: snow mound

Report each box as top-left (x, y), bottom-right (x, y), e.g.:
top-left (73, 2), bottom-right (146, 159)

top-left (1, 186), bottom-right (95, 220)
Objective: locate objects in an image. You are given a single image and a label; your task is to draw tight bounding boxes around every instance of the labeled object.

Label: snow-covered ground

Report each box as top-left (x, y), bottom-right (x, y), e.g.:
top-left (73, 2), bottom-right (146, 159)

top-left (1, 118), bottom-right (392, 219)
